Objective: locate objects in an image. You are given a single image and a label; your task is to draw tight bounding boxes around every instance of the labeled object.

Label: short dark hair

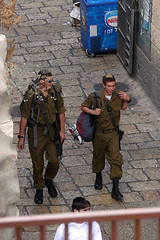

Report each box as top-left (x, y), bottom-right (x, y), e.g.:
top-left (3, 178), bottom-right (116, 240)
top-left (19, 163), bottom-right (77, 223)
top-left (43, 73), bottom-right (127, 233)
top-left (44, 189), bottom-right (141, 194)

top-left (71, 197), bottom-right (91, 212)
top-left (103, 74), bottom-right (115, 85)
top-left (38, 70), bottom-right (53, 80)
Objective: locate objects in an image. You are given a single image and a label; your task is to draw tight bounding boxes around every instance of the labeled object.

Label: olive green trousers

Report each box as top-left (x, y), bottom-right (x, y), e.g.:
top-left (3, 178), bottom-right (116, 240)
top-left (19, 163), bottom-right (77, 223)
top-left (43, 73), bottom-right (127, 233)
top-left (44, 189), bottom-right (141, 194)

top-left (28, 127), bottom-right (59, 189)
top-left (92, 131), bottom-right (123, 180)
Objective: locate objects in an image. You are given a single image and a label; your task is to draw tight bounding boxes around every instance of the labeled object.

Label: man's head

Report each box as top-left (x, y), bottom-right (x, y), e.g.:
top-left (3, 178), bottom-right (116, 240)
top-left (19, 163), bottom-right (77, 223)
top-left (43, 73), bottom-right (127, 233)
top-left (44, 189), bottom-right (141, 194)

top-left (71, 197), bottom-right (91, 212)
top-left (73, 0), bottom-right (80, 6)
top-left (102, 74), bottom-right (115, 85)
top-left (38, 70), bottom-right (53, 90)
top-left (102, 74), bottom-right (116, 96)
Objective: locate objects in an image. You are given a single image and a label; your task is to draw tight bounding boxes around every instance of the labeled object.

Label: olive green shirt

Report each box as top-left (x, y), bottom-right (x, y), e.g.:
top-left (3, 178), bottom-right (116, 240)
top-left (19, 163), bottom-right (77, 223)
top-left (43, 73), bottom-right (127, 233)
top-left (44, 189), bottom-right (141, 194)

top-left (81, 90), bottom-right (124, 130)
top-left (21, 85), bottom-right (66, 124)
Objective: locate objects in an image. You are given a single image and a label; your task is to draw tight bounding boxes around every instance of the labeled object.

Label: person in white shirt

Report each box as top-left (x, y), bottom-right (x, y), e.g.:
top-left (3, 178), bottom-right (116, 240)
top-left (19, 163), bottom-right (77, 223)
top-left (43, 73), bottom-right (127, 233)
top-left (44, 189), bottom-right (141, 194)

top-left (54, 197), bottom-right (103, 240)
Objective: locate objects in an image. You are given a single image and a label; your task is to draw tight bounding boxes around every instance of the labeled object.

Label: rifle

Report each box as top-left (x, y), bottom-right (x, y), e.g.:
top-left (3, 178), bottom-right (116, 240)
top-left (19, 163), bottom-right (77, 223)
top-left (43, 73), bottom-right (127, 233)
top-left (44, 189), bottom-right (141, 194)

top-left (52, 84), bottom-right (64, 160)
top-left (54, 112), bottom-right (63, 160)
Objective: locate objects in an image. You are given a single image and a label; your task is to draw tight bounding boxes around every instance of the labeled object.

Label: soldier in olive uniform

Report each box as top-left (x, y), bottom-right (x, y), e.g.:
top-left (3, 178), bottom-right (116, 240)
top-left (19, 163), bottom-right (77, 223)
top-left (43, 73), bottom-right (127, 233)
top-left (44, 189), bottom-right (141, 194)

top-left (81, 74), bottom-right (131, 201)
top-left (18, 70), bottom-right (66, 204)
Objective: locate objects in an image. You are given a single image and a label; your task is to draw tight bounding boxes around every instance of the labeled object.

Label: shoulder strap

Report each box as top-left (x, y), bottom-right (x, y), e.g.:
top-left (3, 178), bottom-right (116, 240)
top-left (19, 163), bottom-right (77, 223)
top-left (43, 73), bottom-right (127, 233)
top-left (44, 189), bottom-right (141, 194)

top-left (92, 91), bottom-right (100, 109)
top-left (31, 90), bottom-right (37, 119)
top-left (51, 85), bottom-right (58, 103)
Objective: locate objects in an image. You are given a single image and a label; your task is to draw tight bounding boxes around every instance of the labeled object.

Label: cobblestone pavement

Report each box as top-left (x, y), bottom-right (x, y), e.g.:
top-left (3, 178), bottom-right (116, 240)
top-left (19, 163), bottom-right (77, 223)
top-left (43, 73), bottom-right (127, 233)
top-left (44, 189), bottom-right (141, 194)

top-left (2, 0), bottom-right (160, 239)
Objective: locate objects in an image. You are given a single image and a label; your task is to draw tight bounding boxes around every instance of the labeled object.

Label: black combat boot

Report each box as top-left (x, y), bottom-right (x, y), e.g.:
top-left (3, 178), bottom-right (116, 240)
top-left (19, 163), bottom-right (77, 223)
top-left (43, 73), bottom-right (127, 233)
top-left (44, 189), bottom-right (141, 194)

top-left (111, 179), bottom-right (123, 201)
top-left (34, 189), bottom-right (43, 204)
top-left (45, 179), bottom-right (58, 198)
top-left (94, 172), bottom-right (102, 190)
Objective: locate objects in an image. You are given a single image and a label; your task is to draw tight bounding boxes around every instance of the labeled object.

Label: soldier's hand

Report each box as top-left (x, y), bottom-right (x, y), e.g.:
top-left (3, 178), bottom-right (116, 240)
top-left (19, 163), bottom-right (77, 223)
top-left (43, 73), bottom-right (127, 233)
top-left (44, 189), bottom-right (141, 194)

top-left (94, 108), bottom-right (101, 115)
top-left (60, 130), bottom-right (65, 142)
top-left (119, 91), bottom-right (130, 101)
top-left (18, 138), bottom-right (24, 151)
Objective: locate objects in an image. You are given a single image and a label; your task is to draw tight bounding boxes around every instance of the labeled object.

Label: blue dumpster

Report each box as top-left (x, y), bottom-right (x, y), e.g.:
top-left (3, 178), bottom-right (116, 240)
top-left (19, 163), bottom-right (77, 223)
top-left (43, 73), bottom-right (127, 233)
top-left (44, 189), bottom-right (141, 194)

top-left (80, 0), bottom-right (118, 55)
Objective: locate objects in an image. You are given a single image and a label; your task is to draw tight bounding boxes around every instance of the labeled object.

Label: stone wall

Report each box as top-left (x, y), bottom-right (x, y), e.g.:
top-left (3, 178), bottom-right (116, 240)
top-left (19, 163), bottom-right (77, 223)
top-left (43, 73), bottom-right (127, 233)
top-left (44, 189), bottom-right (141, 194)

top-left (0, 35), bottom-right (20, 240)
top-left (133, 0), bottom-right (160, 108)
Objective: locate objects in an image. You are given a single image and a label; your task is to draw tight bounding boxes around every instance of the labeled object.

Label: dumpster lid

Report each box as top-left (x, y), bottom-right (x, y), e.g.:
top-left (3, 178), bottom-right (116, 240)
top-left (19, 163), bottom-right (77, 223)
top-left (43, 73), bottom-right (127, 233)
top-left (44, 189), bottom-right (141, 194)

top-left (83, 0), bottom-right (118, 5)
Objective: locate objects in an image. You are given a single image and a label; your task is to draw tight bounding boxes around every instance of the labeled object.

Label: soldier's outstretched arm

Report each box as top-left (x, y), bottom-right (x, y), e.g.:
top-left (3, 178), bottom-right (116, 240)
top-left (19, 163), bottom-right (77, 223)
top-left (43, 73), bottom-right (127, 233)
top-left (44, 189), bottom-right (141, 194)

top-left (18, 116), bottom-right (28, 150)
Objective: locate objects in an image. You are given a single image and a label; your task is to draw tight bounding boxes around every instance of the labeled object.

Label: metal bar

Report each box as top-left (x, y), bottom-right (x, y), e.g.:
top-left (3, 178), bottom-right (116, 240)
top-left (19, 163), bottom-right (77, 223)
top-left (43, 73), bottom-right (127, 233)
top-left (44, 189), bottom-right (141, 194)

top-left (111, 221), bottom-right (117, 240)
top-left (158, 219), bottom-right (160, 240)
top-left (64, 223), bottom-right (68, 240)
top-left (134, 219), bottom-right (140, 240)
top-left (1, 207), bottom-right (160, 228)
top-left (88, 221), bottom-right (92, 240)
top-left (16, 227), bottom-right (21, 240)
top-left (40, 226), bottom-right (45, 240)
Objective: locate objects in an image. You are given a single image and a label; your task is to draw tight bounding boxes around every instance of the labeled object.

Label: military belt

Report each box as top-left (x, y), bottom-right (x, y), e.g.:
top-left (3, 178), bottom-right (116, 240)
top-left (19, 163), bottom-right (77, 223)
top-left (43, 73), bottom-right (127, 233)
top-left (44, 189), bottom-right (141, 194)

top-left (96, 129), bottom-right (116, 134)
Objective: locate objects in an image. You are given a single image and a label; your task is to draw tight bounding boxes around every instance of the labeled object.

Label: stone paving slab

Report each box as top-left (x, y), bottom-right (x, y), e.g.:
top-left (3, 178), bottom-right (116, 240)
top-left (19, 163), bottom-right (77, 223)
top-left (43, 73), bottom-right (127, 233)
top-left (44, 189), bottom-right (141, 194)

top-left (2, 0), bottom-right (160, 239)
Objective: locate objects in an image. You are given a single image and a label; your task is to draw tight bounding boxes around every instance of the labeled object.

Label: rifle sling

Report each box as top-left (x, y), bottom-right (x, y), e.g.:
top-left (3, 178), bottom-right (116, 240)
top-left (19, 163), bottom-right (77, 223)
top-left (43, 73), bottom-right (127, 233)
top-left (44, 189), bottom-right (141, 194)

top-left (103, 99), bottom-right (119, 135)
